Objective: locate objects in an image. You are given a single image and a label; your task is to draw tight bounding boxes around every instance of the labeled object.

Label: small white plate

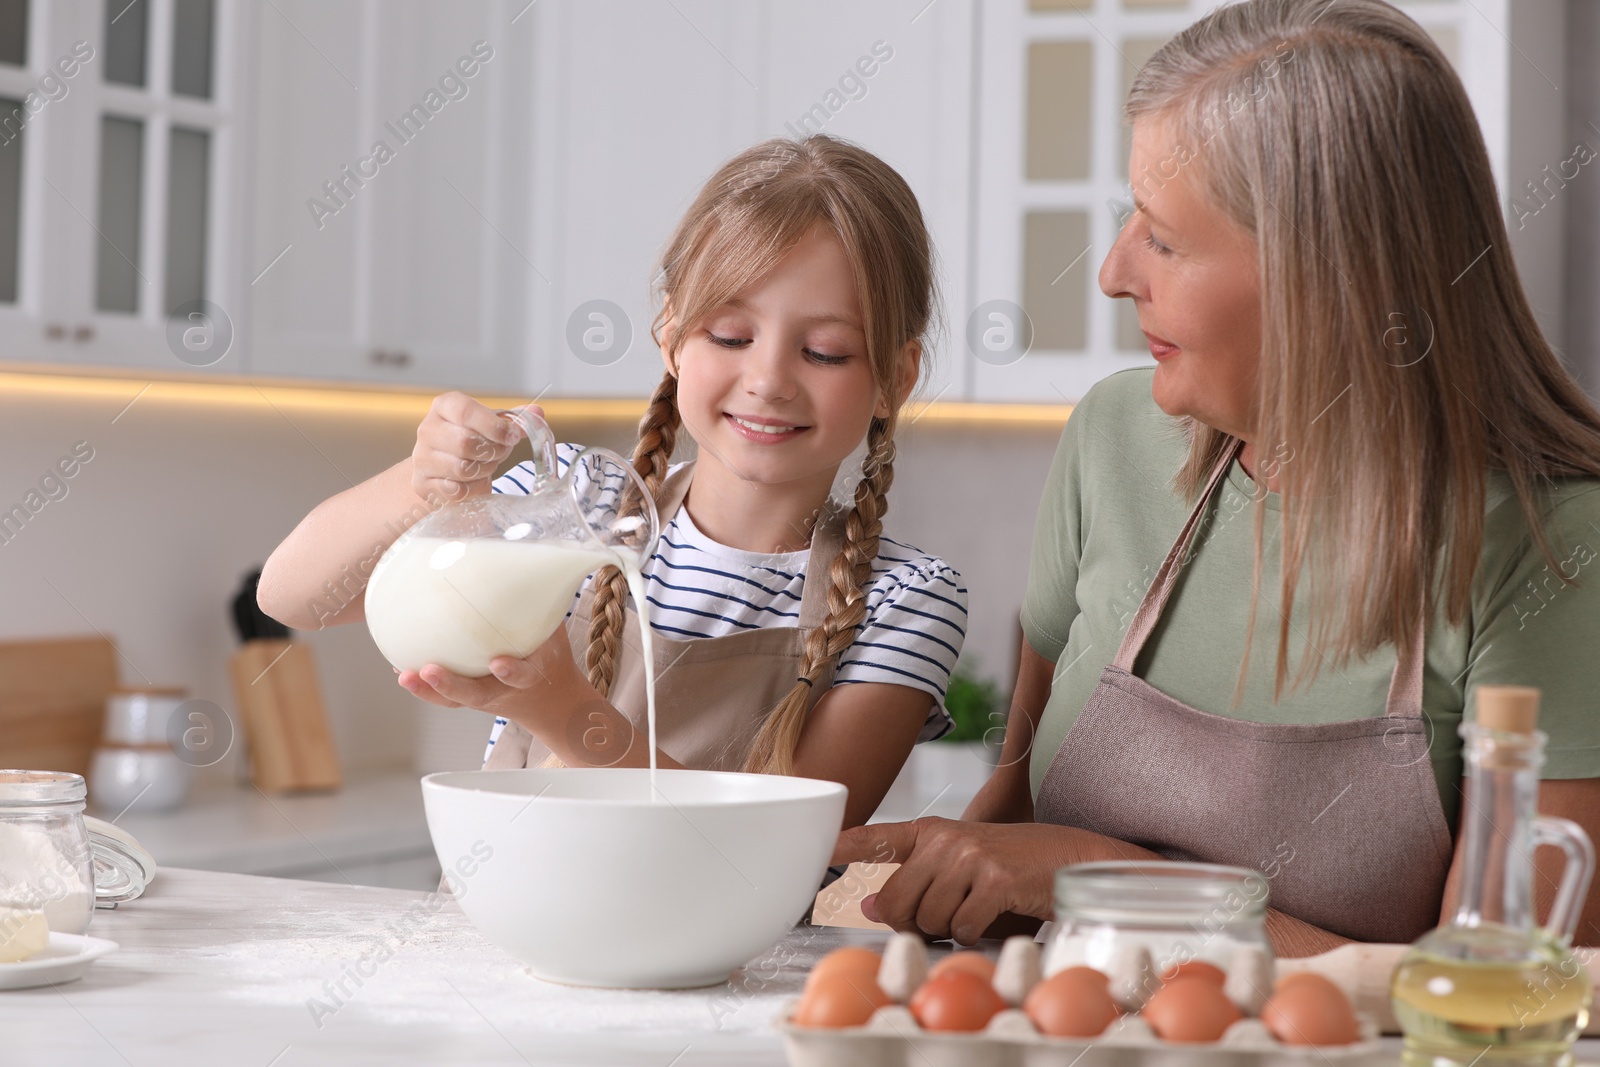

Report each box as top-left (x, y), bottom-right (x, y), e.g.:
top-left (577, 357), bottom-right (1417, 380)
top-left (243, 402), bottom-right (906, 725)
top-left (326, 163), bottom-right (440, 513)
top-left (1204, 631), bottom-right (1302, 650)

top-left (0, 932), bottom-right (119, 990)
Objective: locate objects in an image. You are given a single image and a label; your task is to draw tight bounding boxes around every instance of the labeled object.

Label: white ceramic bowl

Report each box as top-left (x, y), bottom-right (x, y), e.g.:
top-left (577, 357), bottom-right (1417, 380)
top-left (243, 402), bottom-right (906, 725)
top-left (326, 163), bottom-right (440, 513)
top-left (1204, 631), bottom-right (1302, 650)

top-left (421, 768), bottom-right (847, 989)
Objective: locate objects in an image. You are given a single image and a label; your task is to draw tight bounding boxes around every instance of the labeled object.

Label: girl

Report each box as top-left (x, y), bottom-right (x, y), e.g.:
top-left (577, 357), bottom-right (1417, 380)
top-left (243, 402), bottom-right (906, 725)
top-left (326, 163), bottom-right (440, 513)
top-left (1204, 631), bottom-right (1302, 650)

top-left (259, 135), bottom-right (967, 829)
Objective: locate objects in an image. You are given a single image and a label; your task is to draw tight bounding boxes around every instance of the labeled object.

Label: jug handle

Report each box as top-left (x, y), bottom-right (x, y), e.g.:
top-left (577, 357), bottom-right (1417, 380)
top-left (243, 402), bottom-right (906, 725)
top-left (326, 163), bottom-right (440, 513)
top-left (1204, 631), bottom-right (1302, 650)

top-left (496, 406), bottom-right (560, 486)
top-left (1532, 815), bottom-right (1596, 944)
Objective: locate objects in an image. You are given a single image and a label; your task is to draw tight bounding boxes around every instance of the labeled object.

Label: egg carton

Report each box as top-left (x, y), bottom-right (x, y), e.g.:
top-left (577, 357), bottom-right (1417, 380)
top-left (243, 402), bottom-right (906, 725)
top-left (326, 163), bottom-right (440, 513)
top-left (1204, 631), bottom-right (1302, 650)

top-left (778, 1003), bottom-right (1383, 1067)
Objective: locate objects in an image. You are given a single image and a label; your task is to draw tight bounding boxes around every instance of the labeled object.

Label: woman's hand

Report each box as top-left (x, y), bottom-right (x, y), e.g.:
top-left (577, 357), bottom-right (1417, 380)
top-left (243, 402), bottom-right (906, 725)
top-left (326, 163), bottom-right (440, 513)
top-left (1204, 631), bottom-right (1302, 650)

top-left (411, 393), bottom-right (535, 504)
top-left (832, 818), bottom-right (1161, 945)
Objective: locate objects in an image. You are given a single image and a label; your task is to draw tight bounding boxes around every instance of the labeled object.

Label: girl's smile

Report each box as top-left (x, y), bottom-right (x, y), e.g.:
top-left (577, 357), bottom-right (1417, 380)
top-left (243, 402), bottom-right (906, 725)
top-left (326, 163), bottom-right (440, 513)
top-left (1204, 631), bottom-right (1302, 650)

top-left (724, 412), bottom-right (807, 442)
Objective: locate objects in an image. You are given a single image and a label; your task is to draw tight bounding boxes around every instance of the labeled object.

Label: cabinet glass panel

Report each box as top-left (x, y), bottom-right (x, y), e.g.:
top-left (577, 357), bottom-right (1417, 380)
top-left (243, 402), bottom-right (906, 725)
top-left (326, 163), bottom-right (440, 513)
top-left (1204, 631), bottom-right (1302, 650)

top-left (1026, 41), bottom-right (1092, 181)
top-left (171, 0), bottom-right (214, 98)
top-left (105, 0), bottom-right (149, 87)
top-left (0, 96), bottom-right (19, 303)
top-left (1119, 36), bottom-right (1171, 170)
top-left (96, 115), bottom-right (144, 313)
top-left (0, 0), bottom-right (26, 67)
top-left (164, 126), bottom-right (207, 312)
top-left (1023, 210), bottom-right (1089, 350)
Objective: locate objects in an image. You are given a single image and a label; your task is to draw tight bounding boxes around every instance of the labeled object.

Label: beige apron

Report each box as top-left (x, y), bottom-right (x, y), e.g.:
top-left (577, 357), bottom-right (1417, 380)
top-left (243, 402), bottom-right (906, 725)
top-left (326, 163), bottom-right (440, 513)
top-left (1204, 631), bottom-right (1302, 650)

top-left (483, 463), bottom-right (841, 773)
top-left (1034, 438), bottom-right (1453, 943)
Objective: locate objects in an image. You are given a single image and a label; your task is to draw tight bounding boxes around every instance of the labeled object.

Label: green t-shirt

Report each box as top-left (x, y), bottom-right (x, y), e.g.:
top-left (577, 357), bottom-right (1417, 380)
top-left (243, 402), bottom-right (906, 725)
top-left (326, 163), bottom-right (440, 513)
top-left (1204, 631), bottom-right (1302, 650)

top-left (1021, 368), bottom-right (1600, 833)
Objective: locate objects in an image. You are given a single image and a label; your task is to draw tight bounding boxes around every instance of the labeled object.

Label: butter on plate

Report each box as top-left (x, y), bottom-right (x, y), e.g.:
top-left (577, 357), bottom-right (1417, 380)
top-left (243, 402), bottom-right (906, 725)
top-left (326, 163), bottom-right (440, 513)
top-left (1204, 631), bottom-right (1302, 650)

top-left (0, 906), bottom-right (48, 963)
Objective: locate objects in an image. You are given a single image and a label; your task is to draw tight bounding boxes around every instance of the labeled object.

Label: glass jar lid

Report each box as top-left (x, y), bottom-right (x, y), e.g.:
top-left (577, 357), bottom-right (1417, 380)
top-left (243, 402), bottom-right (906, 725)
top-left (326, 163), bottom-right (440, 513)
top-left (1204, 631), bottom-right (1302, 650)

top-left (83, 816), bottom-right (157, 903)
top-left (0, 769), bottom-right (87, 807)
top-left (1056, 861), bottom-right (1269, 926)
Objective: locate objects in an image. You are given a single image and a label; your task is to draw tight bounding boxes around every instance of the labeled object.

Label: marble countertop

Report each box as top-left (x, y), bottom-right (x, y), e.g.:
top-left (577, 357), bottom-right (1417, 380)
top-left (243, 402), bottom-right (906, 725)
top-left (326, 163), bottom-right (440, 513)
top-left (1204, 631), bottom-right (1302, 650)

top-left (12, 867), bottom-right (877, 1065)
top-left (112, 773), bottom-right (435, 879)
top-left (14, 867), bottom-right (1600, 1065)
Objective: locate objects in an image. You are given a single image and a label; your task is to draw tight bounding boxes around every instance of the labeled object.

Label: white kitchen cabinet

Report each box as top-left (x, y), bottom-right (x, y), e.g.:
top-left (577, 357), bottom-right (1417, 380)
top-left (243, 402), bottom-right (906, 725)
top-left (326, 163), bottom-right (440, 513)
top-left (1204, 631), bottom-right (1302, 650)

top-left (521, 0), bottom-right (974, 400)
top-left (520, 1), bottom-right (763, 399)
top-left (756, 0), bottom-right (975, 408)
top-left (0, 0), bottom-right (251, 374)
top-left (246, 0), bottom-right (529, 391)
top-left (0, 0), bottom-right (1574, 404)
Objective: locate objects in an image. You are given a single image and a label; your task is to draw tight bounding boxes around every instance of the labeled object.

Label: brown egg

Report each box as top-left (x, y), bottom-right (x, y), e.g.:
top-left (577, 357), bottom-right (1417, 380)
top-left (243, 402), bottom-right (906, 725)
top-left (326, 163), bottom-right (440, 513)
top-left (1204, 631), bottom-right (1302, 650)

top-left (909, 970), bottom-right (1008, 1032)
top-left (1055, 965), bottom-right (1112, 992)
top-left (1024, 968), bottom-right (1120, 1037)
top-left (1261, 974), bottom-right (1362, 1046)
top-left (806, 947), bottom-right (882, 990)
top-left (1272, 971), bottom-right (1328, 993)
top-left (1141, 975), bottom-right (1244, 1043)
top-left (792, 972), bottom-right (892, 1029)
top-left (928, 951), bottom-right (997, 983)
top-left (1162, 960), bottom-right (1227, 987)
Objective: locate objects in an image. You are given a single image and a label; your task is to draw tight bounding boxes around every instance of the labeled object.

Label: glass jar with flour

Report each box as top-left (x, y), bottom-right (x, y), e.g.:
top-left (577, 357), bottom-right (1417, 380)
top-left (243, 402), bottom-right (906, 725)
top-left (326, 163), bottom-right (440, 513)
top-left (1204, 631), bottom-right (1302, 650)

top-left (0, 770), bottom-right (95, 939)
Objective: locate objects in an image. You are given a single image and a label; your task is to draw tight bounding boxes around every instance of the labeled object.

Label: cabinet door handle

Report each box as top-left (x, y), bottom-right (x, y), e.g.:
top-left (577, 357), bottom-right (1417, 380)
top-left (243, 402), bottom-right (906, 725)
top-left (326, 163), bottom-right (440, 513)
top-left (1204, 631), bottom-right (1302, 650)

top-left (370, 349), bottom-right (412, 368)
top-left (45, 323), bottom-right (67, 341)
top-left (73, 325), bottom-right (95, 343)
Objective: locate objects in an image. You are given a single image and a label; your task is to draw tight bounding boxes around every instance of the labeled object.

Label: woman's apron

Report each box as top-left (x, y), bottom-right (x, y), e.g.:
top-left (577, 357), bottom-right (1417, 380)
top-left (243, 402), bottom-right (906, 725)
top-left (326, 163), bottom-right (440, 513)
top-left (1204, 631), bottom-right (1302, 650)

top-left (483, 463), bottom-right (842, 773)
top-left (1033, 439), bottom-right (1453, 943)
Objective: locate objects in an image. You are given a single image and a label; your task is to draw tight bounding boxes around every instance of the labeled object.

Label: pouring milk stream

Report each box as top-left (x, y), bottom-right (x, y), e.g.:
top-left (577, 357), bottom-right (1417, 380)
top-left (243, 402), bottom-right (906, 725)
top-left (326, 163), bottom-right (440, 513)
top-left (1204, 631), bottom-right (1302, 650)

top-left (364, 409), bottom-right (664, 793)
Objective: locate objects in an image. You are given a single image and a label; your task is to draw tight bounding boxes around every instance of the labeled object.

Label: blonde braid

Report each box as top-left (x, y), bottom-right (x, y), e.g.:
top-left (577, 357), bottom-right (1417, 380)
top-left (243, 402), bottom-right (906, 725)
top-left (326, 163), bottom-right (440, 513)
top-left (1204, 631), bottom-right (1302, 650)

top-left (741, 420), bottom-right (896, 776)
top-left (583, 371), bottom-right (679, 699)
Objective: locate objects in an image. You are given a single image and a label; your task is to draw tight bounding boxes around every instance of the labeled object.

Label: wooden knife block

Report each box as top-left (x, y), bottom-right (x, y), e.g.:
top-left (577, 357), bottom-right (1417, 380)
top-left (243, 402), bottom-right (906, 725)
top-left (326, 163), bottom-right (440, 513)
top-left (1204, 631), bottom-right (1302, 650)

top-left (228, 639), bottom-right (341, 793)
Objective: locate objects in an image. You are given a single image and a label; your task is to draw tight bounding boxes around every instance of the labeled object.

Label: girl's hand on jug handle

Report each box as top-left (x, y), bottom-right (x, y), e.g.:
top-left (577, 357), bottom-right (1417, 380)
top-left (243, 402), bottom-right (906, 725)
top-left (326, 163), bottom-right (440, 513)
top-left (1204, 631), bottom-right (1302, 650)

top-left (411, 392), bottom-right (536, 504)
top-left (831, 819), bottom-right (1160, 946)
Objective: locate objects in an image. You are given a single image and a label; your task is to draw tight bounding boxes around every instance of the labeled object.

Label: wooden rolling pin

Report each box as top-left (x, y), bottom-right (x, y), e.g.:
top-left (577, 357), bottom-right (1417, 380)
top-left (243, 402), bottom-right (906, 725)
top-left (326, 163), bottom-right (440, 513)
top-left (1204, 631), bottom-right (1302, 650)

top-left (1278, 943), bottom-right (1600, 1035)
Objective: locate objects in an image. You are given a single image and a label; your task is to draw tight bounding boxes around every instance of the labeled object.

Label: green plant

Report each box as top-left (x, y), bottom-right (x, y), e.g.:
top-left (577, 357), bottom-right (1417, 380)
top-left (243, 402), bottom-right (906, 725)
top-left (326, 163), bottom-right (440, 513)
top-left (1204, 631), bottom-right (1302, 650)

top-left (940, 666), bottom-right (1004, 744)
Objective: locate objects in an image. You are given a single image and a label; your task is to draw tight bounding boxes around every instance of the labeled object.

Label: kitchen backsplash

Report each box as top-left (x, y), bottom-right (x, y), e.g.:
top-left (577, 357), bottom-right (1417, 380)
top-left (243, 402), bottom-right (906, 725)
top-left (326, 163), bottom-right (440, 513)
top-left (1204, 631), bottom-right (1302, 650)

top-left (0, 379), bottom-right (1063, 786)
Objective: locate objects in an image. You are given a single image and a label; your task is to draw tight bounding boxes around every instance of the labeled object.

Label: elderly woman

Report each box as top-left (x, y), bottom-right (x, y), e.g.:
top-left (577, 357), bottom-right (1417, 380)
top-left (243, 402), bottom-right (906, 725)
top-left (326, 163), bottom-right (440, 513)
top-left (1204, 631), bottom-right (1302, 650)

top-left (836, 0), bottom-right (1600, 956)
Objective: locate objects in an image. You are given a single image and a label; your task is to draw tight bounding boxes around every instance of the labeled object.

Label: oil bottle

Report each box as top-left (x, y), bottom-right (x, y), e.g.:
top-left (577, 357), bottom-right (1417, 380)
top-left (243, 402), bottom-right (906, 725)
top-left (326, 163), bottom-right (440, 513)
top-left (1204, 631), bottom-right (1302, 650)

top-left (1392, 685), bottom-right (1594, 1066)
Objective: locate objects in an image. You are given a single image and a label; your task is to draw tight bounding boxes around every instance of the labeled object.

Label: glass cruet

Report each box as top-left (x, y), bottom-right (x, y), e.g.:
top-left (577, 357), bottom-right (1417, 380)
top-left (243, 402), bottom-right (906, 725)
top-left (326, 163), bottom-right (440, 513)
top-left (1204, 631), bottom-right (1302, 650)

top-left (1391, 685), bottom-right (1594, 1066)
top-left (364, 407), bottom-right (659, 677)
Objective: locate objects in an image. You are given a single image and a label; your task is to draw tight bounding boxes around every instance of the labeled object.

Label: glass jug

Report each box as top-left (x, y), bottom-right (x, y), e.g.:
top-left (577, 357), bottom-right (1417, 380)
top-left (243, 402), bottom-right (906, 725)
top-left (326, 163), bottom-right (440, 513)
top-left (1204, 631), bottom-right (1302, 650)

top-left (365, 408), bottom-right (659, 677)
top-left (1391, 685), bottom-right (1594, 1066)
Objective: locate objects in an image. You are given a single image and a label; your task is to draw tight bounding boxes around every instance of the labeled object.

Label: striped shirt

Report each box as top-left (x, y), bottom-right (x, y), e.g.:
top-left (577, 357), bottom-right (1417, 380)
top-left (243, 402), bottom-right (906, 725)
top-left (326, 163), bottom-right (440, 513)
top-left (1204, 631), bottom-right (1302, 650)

top-left (482, 444), bottom-right (968, 762)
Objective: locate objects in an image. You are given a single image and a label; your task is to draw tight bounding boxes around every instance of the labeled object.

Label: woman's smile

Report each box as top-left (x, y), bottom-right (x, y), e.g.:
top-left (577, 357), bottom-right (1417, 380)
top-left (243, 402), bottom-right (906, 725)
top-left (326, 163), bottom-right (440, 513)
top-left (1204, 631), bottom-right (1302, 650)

top-left (1142, 329), bottom-right (1180, 361)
